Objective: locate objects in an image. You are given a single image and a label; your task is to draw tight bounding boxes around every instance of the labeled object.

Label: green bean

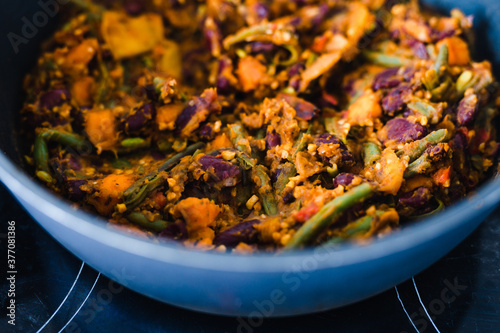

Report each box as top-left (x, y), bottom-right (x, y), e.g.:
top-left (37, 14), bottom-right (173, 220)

top-left (255, 128), bottom-right (267, 140)
top-left (34, 135), bottom-right (50, 176)
top-left (121, 137), bottom-right (146, 148)
top-left (117, 138), bottom-right (151, 155)
top-left (434, 44), bottom-right (449, 76)
top-left (275, 128), bottom-right (311, 194)
top-left (290, 127), bottom-right (312, 161)
top-left (324, 210), bottom-right (386, 246)
top-left (235, 48), bottom-right (247, 58)
top-left (456, 70), bottom-right (477, 94)
top-left (122, 142), bottom-right (205, 211)
top-left (208, 148), bottom-right (254, 170)
top-left (470, 154), bottom-right (484, 171)
top-left (324, 116), bottom-right (348, 143)
top-left (284, 183), bottom-right (374, 250)
top-left (397, 129), bottom-right (448, 162)
top-left (277, 44), bottom-right (300, 67)
top-left (126, 142), bottom-right (204, 194)
top-left (34, 129), bottom-right (91, 183)
top-left (223, 23), bottom-right (273, 49)
top-left (407, 99), bottom-right (436, 119)
top-left (228, 123), bottom-right (252, 155)
top-left (408, 199), bottom-right (445, 220)
top-left (422, 45), bottom-right (449, 93)
top-left (275, 162), bottom-right (296, 194)
top-left (157, 138), bottom-right (173, 152)
top-left (422, 68), bottom-right (439, 91)
top-left (326, 164), bottom-right (339, 178)
top-left (362, 142), bottom-right (382, 167)
top-left (39, 129), bottom-right (90, 151)
top-left (223, 23), bottom-right (297, 50)
top-left (235, 185), bottom-right (253, 207)
top-left (470, 104), bottom-right (497, 176)
top-left (404, 153), bottom-right (432, 178)
top-left (323, 117), bottom-right (337, 133)
top-left (96, 54), bottom-right (112, 105)
top-left (122, 175), bottom-right (168, 212)
top-left (430, 80), bottom-right (450, 100)
top-left (142, 55), bottom-right (155, 70)
top-left (36, 171), bottom-right (53, 183)
top-left (172, 139), bottom-right (188, 152)
top-left (253, 165), bottom-right (278, 216)
top-left (126, 212), bottom-right (170, 233)
top-left (192, 149), bottom-right (203, 157)
top-left (112, 158), bottom-right (132, 170)
top-left (362, 51), bottom-right (409, 67)
top-left (159, 142), bottom-right (205, 172)
top-left (236, 152), bottom-right (255, 169)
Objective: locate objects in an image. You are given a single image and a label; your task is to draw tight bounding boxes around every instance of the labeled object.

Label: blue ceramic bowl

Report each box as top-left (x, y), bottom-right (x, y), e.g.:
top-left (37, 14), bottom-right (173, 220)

top-left (1, 0), bottom-right (500, 317)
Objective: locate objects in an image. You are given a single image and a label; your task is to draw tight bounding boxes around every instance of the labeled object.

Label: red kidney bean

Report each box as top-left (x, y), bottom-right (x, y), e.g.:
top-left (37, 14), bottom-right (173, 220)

top-left (277, 93), bottom-right (319, 120)
top-left (266, 131), bottom-right (281, 149)
top-left (457, 93), bottom-right (478, 126)
top-left (213, 219), bottom-right (261, 248)
top-left (372, 67), bottom-right (400, 91)
top-left (382, 84), bottom-right (412, 115)
top-left (39, 89), bottom-right (71, 111)
top-left (199, 155), bottom-right (241, 187)
top-left (384, 118), bottom-right (427, 143)
top-left (398, 187), bottom-right (432, 208)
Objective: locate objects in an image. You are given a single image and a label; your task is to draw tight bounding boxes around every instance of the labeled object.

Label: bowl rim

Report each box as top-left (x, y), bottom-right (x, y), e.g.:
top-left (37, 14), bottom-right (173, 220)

top-left (1, 152), bottom-right (500, 273)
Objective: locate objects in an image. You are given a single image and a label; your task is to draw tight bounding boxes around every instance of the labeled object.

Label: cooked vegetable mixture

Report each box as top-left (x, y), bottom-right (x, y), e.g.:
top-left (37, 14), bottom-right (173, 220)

top-left (22, 0), bottom-right (499, 252)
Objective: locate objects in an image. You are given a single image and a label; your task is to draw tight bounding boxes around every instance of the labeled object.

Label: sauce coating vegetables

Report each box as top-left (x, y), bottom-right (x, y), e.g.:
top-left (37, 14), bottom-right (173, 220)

top-left (22, 0), bottom-right (499, 252)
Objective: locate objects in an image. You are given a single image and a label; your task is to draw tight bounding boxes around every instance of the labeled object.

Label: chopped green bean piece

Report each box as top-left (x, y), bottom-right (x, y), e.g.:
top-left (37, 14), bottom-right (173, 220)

top-left (121, 142), bottom-right (205, 212)
top-left (362, 142), bottom-right (382, 167)
top-left (275, 162), bottom-right (296, 194)
top-left (253, 165), bottom-right (278, 216)
top-left (324, 210), bottom-right (386, 246)
top-left (285, 183), bottom-right (374, 250)
top-left (398, 129), bottom-right (448, 162)
top-left (404, 153), bottom-right (432, 178)
top-left (363, 51), bottom-right (409, 67)
top-left (126, 212), bottom-right (170, 233)
top-left (121, 137), bottom-right (146, 148)
top-left (434, 44), bottom-right (449, 76)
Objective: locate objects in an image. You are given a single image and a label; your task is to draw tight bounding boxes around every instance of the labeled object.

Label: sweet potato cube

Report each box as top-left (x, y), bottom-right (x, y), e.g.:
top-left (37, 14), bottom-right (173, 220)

top-left (89, 174), bottom-right (135, 216)
top-left (347, 89), bottom-right (382, 126)
top-left (85, 109), bottom-right (118, 154)
top-left (101, 11), bottom-right (164, 59)
top-left (436, 37), bottom-right (470, 66)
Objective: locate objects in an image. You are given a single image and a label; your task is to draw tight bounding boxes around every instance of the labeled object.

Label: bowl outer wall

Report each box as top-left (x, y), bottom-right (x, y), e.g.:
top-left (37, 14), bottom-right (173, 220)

top-left (1, 0), bottom-right (500, 317)
top-left (1, 153), bottom-right (499, 316)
